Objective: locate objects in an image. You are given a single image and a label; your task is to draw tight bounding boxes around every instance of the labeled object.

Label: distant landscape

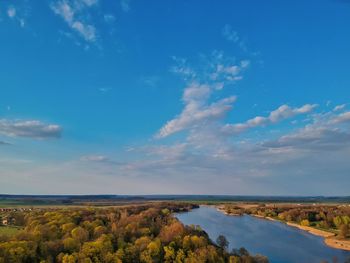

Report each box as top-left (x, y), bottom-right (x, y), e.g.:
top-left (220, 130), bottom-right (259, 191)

top-left (1, 195), bottom-right (350, 207)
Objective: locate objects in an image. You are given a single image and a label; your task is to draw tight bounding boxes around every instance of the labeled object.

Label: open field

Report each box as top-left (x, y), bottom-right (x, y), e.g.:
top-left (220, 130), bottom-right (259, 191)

top-left (0, 226), bottom-right (21, 237)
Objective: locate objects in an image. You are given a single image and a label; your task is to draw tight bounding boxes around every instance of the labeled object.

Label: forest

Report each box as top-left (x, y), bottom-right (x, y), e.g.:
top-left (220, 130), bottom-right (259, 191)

top-left (0, 203), bottom-right (268, 263)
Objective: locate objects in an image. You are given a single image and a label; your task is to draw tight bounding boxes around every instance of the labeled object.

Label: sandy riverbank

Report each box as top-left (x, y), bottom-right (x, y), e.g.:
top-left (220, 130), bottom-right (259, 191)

top-left (286, 222), bottom-right (335, 238)
top-left (251, 214), bottom-right (277, 221)
top-left (286, 222), bottom-right (350, 251)
top-left (325, 238), bottom-right (350, 251)
top-left (216, 206), bottom-right (242, 216)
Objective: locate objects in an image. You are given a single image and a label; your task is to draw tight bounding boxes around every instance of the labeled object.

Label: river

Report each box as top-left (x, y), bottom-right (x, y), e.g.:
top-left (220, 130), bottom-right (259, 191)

top-left (176, 206), bottom-right (350, 263)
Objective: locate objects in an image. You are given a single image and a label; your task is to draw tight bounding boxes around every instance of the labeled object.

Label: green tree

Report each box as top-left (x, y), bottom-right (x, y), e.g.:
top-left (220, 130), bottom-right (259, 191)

top-left (216, 235), bottom-right (229, 251)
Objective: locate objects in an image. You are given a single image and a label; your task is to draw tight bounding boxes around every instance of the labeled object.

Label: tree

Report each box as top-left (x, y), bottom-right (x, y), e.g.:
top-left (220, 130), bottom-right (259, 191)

top-left (159, 221), bottom-right (185, 243)
top-left (216, 235), bottom-right (229, 251)
top-left (238, 247), bottom-right (249, 257)
top-left (229, 256), bottom-right (241, 263)
top-left (339, 224), bottom-right (349, 239)
top-left (63, 237), bottom-right (80, 253)
top-left (333, 216), bottom-right (343, 228)
top-left (300, 219), bottom-right (310, 227)
top-left (71, 227), bottom-right (88, 243)
top-left (93, 226), bottom-right (107, 238)
top-left (62, 253), bottom-right (78, 263)
top-left (163, 246), bottom-right (176, 263)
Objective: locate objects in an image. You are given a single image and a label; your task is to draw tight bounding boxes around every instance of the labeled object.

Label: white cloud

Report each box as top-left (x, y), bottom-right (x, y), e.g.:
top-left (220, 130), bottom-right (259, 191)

top-left (80, 155), bottom-right (109, 162)
top-left (19, 19), bottom-right (25, 27)
top-left (222, 104), bottom-right (317, 134)
top-left (158, 52), bottom-right (250, 138)
top-left (120, 0), bottom-right (130, 12)
top-left (331, 111), bottom-right (350, 124)
top-left (0, 119), bottom-right (62, 139)
top-left (157, 83), bottom-right (236, 138)
top-left (99, 87), bottom-right (112, 93)
top-left (142, 76), bottom-right (160, 89)
top-left (151, 54), bottom-right (341, 194)
top-left (170, 57), bottom-right (197, 81)
top-left (222, 24), bottom-right (247, 51)
top-left (81, 0), bottom-right (98, 7)
top-left (263, 108), bottom-right (350, 150)
top-left (50, 0), bottom-right (97, 42)
top-left (333, 104), bottom-right (346, 112)
top-left (6, 5), bottom-right (26, 27)
top-left (263, 126), bottom-right (350, 150)
top-left (222, 24), bottom-right (239, 42)
top-left (104, 14), bottom-right (116, 23)
top-left (72, 21), bottom-right (96, 41)
top-left (183, 83), bottom-right (211, 102)
top-left (171, 52), bottom-right (249, 87)
top-left (51, 1), bottom-right (74, 23)
top-left (2, 105), bottom-right (350, 195)
top-left (7, 6), bottom-right (16, 18)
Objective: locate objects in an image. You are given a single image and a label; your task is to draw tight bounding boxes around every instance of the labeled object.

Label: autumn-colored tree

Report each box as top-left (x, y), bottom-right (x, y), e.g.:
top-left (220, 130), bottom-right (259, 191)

top-left (0, 203), bottom-right (266, 263)
top-left (339, 224), bottom-right (349, 238)
top-left (71, 227), bottom-right (89, 243)
top-left (63, 237), bottom-right (80, 253)
top-left (300, 219), bottom-right (310, 227)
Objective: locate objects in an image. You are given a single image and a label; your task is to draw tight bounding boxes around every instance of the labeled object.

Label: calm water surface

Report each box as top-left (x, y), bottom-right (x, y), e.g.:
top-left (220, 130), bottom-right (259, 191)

top-left (176, 206), bottom-right (350, 263)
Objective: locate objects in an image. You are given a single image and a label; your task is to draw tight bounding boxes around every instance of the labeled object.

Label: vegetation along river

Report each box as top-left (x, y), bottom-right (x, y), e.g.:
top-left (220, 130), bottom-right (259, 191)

top-left (176, 206), bottom-right (350, 263)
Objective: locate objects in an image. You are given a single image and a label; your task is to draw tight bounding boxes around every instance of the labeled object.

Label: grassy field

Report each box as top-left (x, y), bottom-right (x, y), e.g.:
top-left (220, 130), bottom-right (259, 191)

top-left (0, 226), bottom-right (21, 236)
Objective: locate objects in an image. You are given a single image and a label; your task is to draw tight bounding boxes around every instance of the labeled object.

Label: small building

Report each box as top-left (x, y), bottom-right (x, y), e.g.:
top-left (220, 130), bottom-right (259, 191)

top-left (2, 218), bottom-right (8, 225)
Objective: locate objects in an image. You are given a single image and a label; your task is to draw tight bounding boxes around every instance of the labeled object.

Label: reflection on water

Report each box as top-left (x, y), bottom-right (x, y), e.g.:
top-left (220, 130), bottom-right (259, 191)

top-left (176, 206), bottom-right (350, 263)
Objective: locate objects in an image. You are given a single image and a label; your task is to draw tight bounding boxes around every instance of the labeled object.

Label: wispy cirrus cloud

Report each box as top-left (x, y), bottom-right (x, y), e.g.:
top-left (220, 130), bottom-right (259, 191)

top-left (50, 0), bottom-right (98, 42)
top-left (80, 154), bottom-right (126, 166)
top-left (333, 104), bottom-right (346, 112)
top-left (171, 51), bottom-right (249, 86)
top-left (222, 24), bottom-right (247, 51)
top-left (103, 14), bottom-right (116, 23)
top-left (0, 119), bottom-right (62, 139)
top-left (7, 6), bottom-right (16, 18)
top-left (80, 155), bottom-right (109, 162)
top-left (120, 0), bottom-right (131, 12)
top-left (6, 5), bottom-right (26, 27)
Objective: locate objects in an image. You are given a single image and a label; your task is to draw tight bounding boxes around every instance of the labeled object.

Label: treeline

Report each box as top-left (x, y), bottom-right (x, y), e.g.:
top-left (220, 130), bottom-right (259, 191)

top-left (224, 204), bottom-right (350, 238)
top-left (0, 203), bottom-right (268, 263)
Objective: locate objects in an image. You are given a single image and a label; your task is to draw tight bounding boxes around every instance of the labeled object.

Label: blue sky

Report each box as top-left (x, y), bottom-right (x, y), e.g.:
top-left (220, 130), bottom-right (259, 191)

top-left (1, 0), bottom-right (350, 195)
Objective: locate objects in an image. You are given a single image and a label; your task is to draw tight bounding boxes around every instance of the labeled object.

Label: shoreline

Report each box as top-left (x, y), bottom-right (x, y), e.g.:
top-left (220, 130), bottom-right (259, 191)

top-left (285, 222), bottom-right (335, 238)
top-left (216, 206), bottom-right (350, 252)
top-left (216, 205), bottom-right (244, 216)
top-left (251, 214), bottom-right (277, 221)
top-left (286, 222), bottom-right (350, 251)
